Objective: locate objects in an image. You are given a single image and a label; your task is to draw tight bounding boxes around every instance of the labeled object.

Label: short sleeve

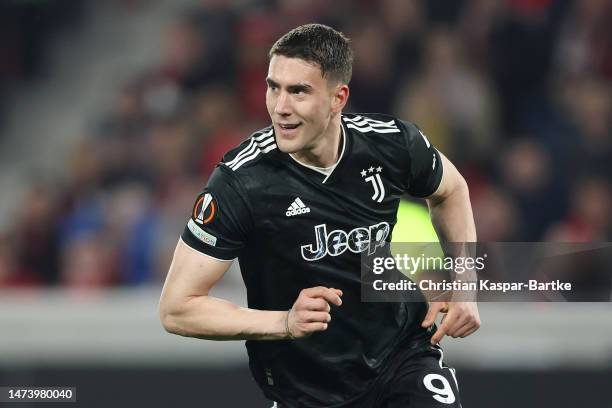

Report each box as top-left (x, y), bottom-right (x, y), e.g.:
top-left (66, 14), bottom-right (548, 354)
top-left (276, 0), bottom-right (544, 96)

top-left (181, 165), bottom-right (253, 260)
top-left (399, 121), bottom-right (444, 197)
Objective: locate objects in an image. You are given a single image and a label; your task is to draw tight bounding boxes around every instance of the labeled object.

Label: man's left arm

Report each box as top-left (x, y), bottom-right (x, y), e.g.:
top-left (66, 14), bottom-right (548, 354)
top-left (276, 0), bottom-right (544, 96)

top-left (420, 152), bottom-right (481, 344)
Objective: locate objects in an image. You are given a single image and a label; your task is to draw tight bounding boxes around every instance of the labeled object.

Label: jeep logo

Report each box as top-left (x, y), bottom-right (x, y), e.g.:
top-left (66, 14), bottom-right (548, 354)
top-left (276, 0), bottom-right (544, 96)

top-left (301, 222), bottom-right (390, 261)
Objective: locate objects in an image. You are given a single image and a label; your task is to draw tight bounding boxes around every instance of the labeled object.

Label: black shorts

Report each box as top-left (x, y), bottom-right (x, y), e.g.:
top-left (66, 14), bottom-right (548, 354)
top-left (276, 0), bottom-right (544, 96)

top-left (272, 345), bottom-right (462, 408)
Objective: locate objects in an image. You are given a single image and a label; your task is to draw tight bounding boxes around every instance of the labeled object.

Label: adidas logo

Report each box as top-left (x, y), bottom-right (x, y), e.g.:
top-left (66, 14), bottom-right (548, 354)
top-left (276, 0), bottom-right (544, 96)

top-left (286, 197), bottom-right (311, 217)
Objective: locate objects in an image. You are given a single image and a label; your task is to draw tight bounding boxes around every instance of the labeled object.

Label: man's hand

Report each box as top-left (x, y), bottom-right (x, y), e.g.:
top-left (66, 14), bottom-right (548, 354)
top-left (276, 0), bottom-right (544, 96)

top-left (286, 287), bottom-right (343, 339)
top-left (421, 301), bottom-right (480, 345)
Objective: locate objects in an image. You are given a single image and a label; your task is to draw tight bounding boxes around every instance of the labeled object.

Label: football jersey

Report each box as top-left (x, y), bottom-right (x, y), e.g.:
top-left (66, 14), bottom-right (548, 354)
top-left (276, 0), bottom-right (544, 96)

top-left (181, 113), bottom-right (444, 407)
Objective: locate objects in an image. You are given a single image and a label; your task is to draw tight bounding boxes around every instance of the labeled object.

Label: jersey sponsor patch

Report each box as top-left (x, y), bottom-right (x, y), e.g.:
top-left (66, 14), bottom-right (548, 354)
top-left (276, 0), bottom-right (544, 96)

top-left (192, 192), bottom-right (217, 225)
top-left (301, 222), bottom-right (390, 261)
top-left (187, 219), bottom-right (217, 246)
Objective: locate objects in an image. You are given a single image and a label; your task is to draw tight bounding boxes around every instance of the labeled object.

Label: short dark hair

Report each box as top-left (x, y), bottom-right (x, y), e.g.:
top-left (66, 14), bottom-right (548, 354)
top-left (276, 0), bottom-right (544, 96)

top-left (269, 24), bottom-right (353, 85)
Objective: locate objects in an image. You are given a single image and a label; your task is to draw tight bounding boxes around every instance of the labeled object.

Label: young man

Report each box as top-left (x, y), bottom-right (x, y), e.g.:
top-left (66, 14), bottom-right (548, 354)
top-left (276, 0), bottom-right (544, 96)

top-left (159, 24), bottom-right (479, 407)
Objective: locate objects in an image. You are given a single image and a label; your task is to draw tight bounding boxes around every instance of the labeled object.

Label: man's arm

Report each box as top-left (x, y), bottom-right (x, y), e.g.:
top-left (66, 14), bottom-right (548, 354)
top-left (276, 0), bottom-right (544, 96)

top-left (420, 152), bottom-right (481, 344)
top-left (426, 152), bottom-right (476, 242)
top-left (159, 239), bottom-right (342, 341)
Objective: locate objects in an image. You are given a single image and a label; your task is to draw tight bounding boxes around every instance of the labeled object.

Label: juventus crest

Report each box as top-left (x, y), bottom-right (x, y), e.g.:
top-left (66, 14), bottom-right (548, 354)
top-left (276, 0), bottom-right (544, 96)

top-left (360, 166), bottom-right (385, 203)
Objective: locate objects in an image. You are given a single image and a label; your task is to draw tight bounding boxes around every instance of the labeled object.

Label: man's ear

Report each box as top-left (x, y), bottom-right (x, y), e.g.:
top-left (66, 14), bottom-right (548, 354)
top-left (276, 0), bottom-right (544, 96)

top-left (331, 84), bottom-right (349, 113)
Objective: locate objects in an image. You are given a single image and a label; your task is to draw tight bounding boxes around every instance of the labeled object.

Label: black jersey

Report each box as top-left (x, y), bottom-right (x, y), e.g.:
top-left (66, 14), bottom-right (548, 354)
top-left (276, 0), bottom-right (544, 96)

top-left (181, 113), bottom-right (444, 407)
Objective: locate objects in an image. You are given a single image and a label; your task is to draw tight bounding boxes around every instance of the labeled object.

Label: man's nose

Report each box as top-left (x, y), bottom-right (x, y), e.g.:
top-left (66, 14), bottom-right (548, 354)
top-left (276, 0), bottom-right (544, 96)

top-left (274, 92), bottom-right (291, 116)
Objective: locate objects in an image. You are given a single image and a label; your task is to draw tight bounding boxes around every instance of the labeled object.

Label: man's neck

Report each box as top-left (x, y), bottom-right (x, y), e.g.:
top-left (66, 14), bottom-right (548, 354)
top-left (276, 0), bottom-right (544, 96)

top-left (290, 115), bottom-right (342, 168)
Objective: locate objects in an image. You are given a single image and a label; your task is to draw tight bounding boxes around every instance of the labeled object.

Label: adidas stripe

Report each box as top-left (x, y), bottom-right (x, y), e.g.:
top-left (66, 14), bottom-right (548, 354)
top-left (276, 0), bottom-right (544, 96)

top-left (224, 128), bottom-right (277, 171)
top-left (343, 115), bottom-right (400, 134)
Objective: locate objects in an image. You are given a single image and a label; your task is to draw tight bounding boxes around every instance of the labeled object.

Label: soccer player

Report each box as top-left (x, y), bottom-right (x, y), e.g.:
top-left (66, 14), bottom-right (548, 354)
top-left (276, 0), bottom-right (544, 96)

top-left (159, 24), bottom-right (479, 407)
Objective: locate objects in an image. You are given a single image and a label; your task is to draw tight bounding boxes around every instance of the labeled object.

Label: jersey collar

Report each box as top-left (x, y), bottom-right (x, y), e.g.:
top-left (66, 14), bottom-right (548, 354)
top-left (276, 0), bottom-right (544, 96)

top-left (285, 118), bottom-right (348, 184)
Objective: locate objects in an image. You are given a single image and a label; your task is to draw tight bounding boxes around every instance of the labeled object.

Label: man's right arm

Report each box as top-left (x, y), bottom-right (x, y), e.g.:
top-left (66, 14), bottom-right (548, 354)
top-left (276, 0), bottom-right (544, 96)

top-left (159, 239), bottom-right (289, 340)
top-left (159, 239), bottom-right (342, 341)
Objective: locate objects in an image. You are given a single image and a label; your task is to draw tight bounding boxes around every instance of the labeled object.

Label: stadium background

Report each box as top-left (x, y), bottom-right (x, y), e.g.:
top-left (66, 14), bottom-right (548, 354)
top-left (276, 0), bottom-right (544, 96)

top-left (0, 0), bottom-right (610, 406)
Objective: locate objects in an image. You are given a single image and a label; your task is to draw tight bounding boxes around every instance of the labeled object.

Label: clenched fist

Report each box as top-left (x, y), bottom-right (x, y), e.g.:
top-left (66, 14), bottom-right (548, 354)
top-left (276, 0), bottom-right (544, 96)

top-left (422, 301), bottom-right (481, 345)
top-left (286, 286), bottom-right (343, 339)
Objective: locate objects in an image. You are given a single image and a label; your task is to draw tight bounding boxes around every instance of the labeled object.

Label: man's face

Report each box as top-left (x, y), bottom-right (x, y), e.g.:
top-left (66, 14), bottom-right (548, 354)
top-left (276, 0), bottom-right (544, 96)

top-left (266, 55), bottom-right (338, 154)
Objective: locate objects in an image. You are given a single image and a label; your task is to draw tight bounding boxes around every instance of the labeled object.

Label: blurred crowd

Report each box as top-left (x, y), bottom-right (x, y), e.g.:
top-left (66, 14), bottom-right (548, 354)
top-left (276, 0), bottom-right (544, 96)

top-left (0, 0), bottom-right (610, 288)
top-left (0, 0), bottom-right (88, 129)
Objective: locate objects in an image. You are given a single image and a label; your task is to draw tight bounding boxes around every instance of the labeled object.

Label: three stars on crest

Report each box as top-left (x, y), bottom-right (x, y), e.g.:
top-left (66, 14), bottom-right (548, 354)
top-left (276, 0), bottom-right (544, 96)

top-left (360, 166), bottom-right (382, 177)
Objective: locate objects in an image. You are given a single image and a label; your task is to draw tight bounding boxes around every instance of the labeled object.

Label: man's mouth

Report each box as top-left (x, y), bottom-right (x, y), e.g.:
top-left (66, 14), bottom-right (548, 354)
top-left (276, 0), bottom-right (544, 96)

top-left (278, 123), bottom-right (301, 130)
